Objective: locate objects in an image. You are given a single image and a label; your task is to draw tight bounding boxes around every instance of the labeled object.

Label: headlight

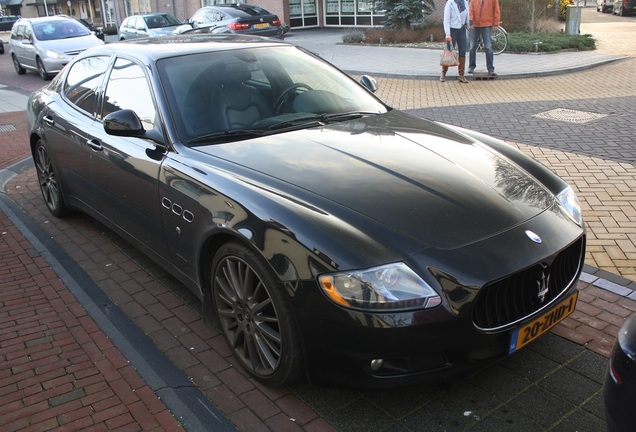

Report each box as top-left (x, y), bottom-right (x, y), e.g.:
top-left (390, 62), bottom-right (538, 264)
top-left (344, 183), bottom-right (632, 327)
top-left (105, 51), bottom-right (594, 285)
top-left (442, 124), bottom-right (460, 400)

top-left (318, 263), bottom-right (441, 311)
top-left (45, 50), bottom-right (65, 59)
top-left (557, 186), bottom-right (583, 226)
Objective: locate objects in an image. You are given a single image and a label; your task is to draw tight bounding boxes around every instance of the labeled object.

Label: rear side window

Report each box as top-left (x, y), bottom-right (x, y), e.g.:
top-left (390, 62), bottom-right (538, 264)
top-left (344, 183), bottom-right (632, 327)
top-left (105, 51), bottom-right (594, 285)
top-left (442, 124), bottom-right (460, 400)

top-left (10, 23), bottom-right (25, 39)
top-left (64, 56), bottom-right (111, 116)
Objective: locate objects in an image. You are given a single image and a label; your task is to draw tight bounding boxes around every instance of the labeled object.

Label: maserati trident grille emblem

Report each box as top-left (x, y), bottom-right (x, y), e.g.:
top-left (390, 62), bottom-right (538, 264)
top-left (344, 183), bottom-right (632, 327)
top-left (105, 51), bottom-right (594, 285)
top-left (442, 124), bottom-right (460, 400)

top-left (536, 265), bottom-right (550, 303)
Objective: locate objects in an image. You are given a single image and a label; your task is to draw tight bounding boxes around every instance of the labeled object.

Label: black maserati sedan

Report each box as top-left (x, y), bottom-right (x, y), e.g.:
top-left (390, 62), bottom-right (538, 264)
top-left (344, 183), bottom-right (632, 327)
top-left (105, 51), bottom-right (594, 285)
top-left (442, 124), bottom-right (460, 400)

top-left (26, 34), bottom-right (586, 389)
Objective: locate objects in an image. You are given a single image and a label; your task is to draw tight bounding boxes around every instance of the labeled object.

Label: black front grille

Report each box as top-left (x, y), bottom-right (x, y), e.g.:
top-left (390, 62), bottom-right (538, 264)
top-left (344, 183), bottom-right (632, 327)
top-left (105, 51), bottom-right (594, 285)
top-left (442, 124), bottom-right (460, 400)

top-left (472, 236), bottom-right (585, 331)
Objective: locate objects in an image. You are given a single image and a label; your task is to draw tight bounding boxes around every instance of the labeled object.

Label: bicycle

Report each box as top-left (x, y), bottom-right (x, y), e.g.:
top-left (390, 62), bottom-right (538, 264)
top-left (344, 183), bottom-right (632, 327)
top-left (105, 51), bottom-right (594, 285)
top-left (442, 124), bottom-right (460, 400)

top-left (470, 25), bottom-right (508, 55)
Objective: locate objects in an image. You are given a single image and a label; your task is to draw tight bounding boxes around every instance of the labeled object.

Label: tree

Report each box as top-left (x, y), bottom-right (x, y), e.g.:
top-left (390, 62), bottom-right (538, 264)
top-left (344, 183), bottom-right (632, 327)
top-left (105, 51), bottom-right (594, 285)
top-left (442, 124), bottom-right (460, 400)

top-left (379, 0), bottom-right (436, 29)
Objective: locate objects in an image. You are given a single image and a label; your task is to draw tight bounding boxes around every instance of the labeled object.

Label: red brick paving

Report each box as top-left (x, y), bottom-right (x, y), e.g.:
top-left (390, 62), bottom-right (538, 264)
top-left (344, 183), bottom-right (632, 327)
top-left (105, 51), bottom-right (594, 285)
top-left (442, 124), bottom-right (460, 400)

top-left (0, 111), bottom-right (30, 168)
top-left (0, 112), bottom-right (184, 431)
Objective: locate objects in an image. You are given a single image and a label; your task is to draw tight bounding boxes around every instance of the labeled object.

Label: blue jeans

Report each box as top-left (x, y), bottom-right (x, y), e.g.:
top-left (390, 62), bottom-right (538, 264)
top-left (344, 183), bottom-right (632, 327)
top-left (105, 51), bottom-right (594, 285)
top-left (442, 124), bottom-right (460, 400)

top-left (469, 26), bottom-right (494, 72)
top-left (450, 27), bottom-right (468, 58)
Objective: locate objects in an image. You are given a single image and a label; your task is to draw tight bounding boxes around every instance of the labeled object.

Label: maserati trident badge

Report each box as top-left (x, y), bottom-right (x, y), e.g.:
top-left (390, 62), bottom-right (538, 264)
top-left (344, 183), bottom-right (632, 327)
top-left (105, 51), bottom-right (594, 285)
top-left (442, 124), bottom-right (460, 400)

top-left (537, 266), bottom-right (550, 303)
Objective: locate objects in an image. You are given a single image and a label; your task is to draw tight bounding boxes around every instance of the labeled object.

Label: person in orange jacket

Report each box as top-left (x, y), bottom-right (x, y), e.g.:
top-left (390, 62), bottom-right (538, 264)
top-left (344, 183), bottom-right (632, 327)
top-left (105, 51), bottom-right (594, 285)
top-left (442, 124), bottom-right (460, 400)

top-left (468, 0), bottom-right (501, 76)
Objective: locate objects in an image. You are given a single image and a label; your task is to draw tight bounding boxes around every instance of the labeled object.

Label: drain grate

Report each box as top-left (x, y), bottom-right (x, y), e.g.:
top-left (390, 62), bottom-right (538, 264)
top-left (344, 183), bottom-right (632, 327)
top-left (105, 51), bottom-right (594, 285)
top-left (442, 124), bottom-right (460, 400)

top-left (533, 108), bottom-right (608, 124)
top-left (0, 124), bottom-right (17, 133)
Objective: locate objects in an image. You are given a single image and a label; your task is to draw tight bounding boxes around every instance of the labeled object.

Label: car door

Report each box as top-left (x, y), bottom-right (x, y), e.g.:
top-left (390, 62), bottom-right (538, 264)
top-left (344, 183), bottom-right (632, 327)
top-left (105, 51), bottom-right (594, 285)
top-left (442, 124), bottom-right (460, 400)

top-left (11, 24), bottom-right (34, 69)
top-left (40, 55), bottom-right (111, 204)
top-left (88, 56), bottom-right (170, 259)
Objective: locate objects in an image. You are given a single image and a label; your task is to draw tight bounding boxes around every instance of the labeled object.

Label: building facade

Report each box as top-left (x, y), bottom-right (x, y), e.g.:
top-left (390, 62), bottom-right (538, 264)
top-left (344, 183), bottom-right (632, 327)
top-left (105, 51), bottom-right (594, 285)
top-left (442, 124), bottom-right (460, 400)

top-left (4, 0), bottom-right (443, 32)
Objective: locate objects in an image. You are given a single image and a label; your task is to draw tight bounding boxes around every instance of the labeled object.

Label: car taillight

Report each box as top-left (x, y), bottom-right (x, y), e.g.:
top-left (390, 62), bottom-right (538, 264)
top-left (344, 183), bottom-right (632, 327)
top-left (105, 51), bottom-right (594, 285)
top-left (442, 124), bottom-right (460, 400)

top-left (609, 358), bottom-right (623, 385)
top-left (272, 19), bottom-right (281, 27)
top-left (228, 22), bottom-right (250, 31)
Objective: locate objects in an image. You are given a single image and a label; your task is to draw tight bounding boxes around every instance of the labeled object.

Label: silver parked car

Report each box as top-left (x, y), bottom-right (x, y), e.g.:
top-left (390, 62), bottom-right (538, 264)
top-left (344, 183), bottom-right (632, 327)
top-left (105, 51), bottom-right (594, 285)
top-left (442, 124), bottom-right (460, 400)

top-left (118, 13), bottom-right (182, 40)
top-left (9, 16), bottom-right (104, 80)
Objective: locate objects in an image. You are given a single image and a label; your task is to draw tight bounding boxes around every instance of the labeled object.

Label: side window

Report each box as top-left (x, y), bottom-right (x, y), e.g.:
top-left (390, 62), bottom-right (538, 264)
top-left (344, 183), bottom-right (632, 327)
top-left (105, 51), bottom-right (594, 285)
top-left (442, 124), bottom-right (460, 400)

top-left (24, 26), bottom-right (33, 42)
top-left (192, 11), bottom-right (206, 24)
top-left (211, 11), bottom-right (223, 22)
top-left (102, 58), bottom-right (156, 131)
top-left (64, 56), bottom-right (111, 116)
top-left (11, 24), bottom-right (24, 39)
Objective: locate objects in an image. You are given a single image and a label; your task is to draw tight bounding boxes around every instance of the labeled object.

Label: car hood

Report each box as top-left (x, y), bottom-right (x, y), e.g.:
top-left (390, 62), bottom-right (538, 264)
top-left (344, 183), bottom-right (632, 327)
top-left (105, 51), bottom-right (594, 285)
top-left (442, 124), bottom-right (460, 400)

top-left (194, 111), bottom-right (557, 250)
top-left (37, 35), bottom-right (103, 53)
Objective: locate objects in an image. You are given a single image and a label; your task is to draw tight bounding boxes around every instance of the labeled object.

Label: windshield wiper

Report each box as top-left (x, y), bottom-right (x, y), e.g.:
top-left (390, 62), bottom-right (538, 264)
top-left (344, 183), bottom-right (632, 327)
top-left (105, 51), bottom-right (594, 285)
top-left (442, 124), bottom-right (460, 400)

top-left (268, 112), bottom-right (376, 131)
top-left (187, 129), bottom-right (265, 144)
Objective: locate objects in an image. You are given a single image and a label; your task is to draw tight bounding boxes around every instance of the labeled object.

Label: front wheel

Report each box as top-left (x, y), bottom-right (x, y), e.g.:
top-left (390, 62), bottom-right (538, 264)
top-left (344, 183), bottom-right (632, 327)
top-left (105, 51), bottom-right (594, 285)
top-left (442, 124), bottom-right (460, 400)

top-left (34, 140), bottom-right (70, 217)
top-left (37, 58), bottom-right (50, 80)
top-left (211, 241), bottom-right (303, 386)
top-left (492, 27), bottom-right (508, 55)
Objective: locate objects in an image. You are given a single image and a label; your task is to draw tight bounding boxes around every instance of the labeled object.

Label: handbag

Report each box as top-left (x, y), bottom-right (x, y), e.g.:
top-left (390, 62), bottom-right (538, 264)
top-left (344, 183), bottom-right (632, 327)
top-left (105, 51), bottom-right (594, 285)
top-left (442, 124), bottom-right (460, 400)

top-left (440, 45), bottom-right (459, 68)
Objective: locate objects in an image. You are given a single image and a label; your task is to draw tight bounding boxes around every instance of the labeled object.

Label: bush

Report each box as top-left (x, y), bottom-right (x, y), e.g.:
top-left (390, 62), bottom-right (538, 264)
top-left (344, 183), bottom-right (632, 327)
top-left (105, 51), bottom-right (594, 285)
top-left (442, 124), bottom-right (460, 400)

top-left (360, 25), bottom-right (445, 44)
top-left (507, 32), bottom-right (595, 52)
top-left (103, 26), bottom-right (118, 35)
top-left (342, 31), bottom-right (365, 44)
top-left (557, 0), bottom-right (574, 20)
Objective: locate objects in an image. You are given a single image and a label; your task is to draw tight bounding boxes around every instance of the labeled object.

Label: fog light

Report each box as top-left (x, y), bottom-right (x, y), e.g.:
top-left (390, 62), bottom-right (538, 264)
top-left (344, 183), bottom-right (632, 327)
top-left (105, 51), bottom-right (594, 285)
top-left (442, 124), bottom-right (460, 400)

top-left (370, 359), bottom-right (384, 371)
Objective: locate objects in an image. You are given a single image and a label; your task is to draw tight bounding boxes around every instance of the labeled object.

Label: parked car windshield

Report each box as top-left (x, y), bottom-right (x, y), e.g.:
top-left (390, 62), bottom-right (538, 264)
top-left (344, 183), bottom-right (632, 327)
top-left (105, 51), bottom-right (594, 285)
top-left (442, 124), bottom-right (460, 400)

top-left (144, 14), bottom-right (182, 29)
top-left (157, 45), bottom-right (388, 145)
top-left (33, 20), bottom-right (91, 41)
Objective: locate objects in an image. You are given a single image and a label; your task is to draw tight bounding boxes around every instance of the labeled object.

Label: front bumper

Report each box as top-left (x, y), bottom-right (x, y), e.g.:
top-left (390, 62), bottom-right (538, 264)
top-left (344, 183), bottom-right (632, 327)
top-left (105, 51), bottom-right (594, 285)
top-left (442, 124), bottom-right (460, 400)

top-left (293, 208), bottom-right (585, 388)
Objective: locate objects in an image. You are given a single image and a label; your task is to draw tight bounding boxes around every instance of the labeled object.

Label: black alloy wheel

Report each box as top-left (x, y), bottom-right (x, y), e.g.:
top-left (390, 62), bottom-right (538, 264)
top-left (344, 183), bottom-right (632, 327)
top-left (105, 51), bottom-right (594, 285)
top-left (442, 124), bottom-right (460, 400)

top-left (212, 241), bottom-right (302, 386)
top-left (34, 140), bottom-right (70, 217)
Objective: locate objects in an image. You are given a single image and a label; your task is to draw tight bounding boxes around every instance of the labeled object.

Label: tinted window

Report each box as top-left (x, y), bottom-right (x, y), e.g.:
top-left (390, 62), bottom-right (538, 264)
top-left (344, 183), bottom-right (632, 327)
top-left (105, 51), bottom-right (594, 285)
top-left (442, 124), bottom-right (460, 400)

top-left (64, 56), bottom-right (111, 116)
top-left (103, 58), bottom-right (156, 131)
top-left (32, 20), bottom-right (90, 41)
top-left (11, 24), bottom-right (25, 39)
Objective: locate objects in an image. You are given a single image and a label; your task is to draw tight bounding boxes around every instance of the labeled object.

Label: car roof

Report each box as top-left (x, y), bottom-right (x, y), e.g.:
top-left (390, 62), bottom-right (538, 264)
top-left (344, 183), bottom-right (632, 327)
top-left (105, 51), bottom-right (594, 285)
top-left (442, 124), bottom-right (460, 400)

top-left (83, 34), bottom-right (288, 62)
top-left (125, 12), bottom-right (177, 18)
top-left (16, 16), bottom-right (77, 25)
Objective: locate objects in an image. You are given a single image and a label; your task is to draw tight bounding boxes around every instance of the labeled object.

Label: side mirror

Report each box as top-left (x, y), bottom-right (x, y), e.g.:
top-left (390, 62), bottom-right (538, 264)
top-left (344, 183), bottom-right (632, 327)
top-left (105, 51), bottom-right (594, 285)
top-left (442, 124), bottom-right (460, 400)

top-left (359, 75), bottom-right (378, 93)
top-left (104, 109), bottom-right (145, 137)
top-left (104, 109), bottom-right (166, 147)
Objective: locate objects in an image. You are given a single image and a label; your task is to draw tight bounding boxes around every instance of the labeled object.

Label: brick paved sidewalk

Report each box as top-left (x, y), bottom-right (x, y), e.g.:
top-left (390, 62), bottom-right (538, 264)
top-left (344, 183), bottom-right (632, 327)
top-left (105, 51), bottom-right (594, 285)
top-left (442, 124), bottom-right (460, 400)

top-left (0, 210), bottom-right (184, 431)
top-left (0, 111), bottom-right (185, 431)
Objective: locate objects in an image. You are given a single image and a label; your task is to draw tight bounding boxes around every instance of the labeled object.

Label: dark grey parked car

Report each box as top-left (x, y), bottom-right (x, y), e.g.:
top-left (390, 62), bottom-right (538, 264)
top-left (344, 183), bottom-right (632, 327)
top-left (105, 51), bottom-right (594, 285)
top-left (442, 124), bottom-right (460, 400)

top-left (0, 14), bottom-right (20, 31)
top-left (26, 34), bottom-right (585, 389)
top-left (177, 4), bottom-right (282, 38)
top-left (603, 314), bottom-right (636, 432)
top-left (613, 0), bottom-right (636, 15)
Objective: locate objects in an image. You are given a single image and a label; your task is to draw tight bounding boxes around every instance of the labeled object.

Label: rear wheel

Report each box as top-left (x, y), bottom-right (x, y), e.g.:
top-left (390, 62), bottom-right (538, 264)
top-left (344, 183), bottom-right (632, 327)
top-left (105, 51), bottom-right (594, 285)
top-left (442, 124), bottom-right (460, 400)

top-left (211, 241), bottom-right (303, 386)
top-left (34, 140), bottom-right (70, 217)
top-left (12, 54), bottom-right (26, 75)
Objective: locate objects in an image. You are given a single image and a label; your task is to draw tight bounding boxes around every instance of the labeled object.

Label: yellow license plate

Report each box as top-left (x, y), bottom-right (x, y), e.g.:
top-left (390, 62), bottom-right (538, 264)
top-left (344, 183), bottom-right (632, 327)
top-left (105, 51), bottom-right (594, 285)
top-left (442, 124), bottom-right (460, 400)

top-left (508, 291), bottom-right (578, 354)
top-left (253, 23), bottom-right (270, 29)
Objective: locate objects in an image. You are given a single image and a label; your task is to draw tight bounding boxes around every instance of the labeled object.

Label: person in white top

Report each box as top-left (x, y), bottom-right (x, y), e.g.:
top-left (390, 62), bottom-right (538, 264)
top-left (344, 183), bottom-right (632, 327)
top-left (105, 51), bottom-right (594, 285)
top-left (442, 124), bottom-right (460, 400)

top-left (441, 0), bottom-right (470, 83)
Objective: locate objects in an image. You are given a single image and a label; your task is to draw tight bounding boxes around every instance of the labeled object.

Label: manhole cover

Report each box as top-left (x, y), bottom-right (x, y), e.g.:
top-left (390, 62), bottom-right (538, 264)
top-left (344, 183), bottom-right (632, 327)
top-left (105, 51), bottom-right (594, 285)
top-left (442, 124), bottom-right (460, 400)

top-left (0, 124), bottom-right (17, 133)
top-left (533, 108), bottom-right (608, 124)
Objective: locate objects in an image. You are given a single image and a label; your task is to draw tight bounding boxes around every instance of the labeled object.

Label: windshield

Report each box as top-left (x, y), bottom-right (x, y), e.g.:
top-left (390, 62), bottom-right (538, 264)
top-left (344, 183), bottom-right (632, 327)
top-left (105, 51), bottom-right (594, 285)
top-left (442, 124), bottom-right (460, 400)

top-left (157, 45), bottom-right (387, 145)
top-left (33, 20), bottom-right (91, 41)
top-left (144, 14), bottom-right (181, 29)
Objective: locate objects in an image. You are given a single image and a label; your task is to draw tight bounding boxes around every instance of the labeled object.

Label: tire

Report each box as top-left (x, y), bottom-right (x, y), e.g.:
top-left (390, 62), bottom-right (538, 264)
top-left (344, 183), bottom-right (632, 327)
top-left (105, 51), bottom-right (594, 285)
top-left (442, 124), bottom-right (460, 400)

top-left (492, 27), bottom-right (508, 55)
top-left (12, 54), bottom-right (26, 75)
top-left (34, 140), bottom-right (70, 217)
top-left (37, 58), bottom-right (50, 80)
top-left (211, 241), bottom-right (303, 386)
